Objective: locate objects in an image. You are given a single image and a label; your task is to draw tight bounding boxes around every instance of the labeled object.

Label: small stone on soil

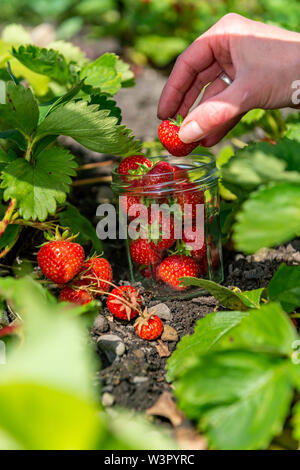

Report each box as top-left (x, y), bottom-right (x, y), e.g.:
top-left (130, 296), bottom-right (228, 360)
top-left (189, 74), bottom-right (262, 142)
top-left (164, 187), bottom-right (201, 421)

top-left (149, 303), bottom-right (172, 321)
top-left (93, 314), bottom-right (109, 333)
top-left (161, 325), bottom-right (179, 342)
top-left (97, 334), bottom-right (126, 361)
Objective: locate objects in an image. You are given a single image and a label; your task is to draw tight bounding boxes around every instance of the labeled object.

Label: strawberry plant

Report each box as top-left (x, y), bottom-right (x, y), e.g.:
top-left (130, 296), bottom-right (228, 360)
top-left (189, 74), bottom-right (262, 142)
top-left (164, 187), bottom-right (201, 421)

top-left (167, 263), bottom-right (300, 450)
top-left (0, 35), bottom-right (141, 258)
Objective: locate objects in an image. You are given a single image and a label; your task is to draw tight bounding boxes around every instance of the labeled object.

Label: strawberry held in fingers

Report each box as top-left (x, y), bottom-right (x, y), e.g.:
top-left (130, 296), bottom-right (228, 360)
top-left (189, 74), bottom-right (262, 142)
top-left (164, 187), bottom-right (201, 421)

top-left (78, 257), bottom-right (112, 294)
top-left (158, 115), bottom-right (200, 157)
top-left (37, 240), bottom-right (85, 284)
top-left (159, 254), bottom-right (200, 291)
top-left (59, 286), bottom-right (93, 305)
top-left (107, 285), bottom-right (141, 321)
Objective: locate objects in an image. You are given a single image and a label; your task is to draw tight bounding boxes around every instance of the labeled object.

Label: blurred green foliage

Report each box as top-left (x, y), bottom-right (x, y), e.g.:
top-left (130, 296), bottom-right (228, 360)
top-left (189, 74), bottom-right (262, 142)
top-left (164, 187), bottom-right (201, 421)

top-left (1, 0), bottom-right (300, 66)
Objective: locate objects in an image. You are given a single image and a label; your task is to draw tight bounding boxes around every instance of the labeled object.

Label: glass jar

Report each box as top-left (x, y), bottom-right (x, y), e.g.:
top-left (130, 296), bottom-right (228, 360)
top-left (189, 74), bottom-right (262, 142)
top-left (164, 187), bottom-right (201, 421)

top-left (112, 155), bottom-right (223, 299)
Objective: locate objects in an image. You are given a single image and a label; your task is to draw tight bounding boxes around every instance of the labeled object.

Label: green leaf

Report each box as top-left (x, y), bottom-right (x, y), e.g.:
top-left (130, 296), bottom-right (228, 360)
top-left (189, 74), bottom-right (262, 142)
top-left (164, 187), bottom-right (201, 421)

top-left (218, 302), bottom-right (298, 356)
top-left (221, 148), bottom-right (300, 191)
top-left (234, 183), bottom-right (300, 253)
top-left (174, 351), bottom-right (293, 450)
top-left (35, 100), bottom-right (141, 157)
top-left (179, 277), bottom-right (261, 310)
top-left (292, 401), bottom-right (300, 442)
top-left (39, 79), bottom-right (84, 122)
top-left (12, 45), bottom-right (71, 84)
top-left (267, 263), bottom-right (300, 312)
top-left (80, 53), bottom-right (122, 95)
top-left (116, 58), bottom-right (135, 87)
top-left (89, 93), bottom-right (122, 124)
top-left (135, 35), bottom-right (188, 67)
top-left (1, 147), bottom-right (77, 221)
top-left (0, 148), bottom-right (18, 172)
top-left (0, 81), bottom-right (39, 136)
top-left (48, 40), bottom-right (87, 66)
top-left (0, 224), bottom-right (21, 253)
top-left (58, 203), bottom-right (103, 253)
top-left (167, 310), bottom-right (248, 381)
top-left (0, 129), bottom-right (27, 150)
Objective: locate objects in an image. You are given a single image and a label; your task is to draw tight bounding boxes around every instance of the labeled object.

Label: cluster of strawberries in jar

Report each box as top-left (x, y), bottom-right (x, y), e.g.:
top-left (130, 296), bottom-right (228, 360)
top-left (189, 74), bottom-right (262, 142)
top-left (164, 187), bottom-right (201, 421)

top-left (117, 154), bottom-right (219, 291)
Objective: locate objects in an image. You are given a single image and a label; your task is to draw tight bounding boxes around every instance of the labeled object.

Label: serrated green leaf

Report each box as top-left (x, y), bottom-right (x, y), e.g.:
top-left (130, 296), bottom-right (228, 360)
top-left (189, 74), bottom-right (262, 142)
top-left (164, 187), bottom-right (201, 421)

top-left (221, 148), bottom-right (300, 191)
top-left (234, 183), bottom-right (300, 253)
top-left (218, 302), bottom-right (298, 355)
top-left (1, 24), bottom-right (31, 45)
top-left (80, 53), bottom-right (122, 95)
top-left (174, 351), bottom-right (293, 450)
top-left (39, 79), bottom-right (84, 122)
top-left (167, 310), bottom-right (248, 381)
top-left (267, 263), bottom-right (300, 313)
top-left (178, 277), bottom-right (259, 310)
top-left (12, 45), bottom-right (71, 84)
top-left (48, 40), bottom-right (87, 66)
top-left (35, 100), bottom-right (141, 157)
top-left (0, 148), bottom-right (18, 171)
top-left (0, 129), bottom-right (27, 150)
top-left (116, 58), bottom-right (135, 87)
top-left (0, 81), bottom-right (39, 136)
top-left (1, 147), bottom-right (77, 221)
top-left (58, 203), bottom-right (102, 253)
top-left (89, 93), bottom-right (122, 124)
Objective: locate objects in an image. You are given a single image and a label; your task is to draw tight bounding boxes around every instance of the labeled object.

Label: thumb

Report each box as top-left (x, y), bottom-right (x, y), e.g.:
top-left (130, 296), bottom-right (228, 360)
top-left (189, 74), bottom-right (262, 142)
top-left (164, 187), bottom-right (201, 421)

top-left (178, 80), bottom-right (250, 143)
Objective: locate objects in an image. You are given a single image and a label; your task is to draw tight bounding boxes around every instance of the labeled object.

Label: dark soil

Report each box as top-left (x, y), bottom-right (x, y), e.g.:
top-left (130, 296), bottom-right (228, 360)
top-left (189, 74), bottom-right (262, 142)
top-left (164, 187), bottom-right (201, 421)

top-left (92, 237), bottom-right (300, 412)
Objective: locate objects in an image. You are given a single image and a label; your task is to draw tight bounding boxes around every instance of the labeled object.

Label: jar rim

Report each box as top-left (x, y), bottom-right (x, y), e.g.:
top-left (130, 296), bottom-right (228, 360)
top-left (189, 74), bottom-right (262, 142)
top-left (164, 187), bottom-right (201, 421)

top-left (111, 154), bottom-right (218, 195)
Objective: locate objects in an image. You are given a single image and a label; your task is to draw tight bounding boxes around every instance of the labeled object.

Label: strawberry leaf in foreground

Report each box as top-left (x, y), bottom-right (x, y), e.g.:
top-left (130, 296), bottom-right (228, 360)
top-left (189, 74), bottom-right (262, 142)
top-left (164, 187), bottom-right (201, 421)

top-left (169, 303), bottom-right (300, 449)
top-left (35, 100), bottom-right (141, 157)
top-left (267, 263), bottom-right (300, 313)
top-left (1, 147), bottom-right (77, 221)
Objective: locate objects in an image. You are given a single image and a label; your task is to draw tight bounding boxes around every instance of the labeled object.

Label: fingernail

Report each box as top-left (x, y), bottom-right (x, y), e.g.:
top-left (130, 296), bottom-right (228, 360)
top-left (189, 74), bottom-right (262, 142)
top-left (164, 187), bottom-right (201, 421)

top-left (179, 120), bottom-right (204, 143)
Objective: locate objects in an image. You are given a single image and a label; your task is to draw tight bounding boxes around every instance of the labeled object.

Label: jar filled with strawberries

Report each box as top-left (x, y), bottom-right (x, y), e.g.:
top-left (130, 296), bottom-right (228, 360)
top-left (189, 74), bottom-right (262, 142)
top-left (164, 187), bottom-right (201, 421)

top-left (112, 153), bottom-right (223, 299)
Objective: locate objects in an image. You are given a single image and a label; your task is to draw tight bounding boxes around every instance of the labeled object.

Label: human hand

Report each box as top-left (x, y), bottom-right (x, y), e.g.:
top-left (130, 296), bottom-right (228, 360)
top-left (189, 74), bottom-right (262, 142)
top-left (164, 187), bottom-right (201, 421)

top-left (158, 13), bottom-right (300, 146)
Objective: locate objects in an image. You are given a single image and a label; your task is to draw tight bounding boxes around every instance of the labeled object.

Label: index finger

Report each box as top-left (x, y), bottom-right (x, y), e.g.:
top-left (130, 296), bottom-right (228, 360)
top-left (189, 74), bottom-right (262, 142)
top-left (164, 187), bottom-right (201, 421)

top-left (158, 35), bottom-right (214, 119)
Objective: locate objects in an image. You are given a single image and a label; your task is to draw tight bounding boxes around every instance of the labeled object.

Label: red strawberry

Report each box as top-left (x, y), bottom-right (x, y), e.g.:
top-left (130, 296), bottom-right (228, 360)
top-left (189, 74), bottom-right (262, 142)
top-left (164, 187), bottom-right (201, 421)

top-left (140, 264), bottom-right (161, 280)
top-left (182, 225), bottom-right (206, 262)
top-left (172, 165), bottom-right (188, 181)
top-left (142, 161), bottom-right (174, 188)
top-left (135, 313), bottom-right (163, 340)
top-left (158, 115), bottom-right (200, 157)
top-left (141, 208), bottom-right (175, 251)
top-left (176, 183), bottom-right (204, 220)
top-left (37, 240), bottom-right (85, 284)
top-left (119, 193), bottom-right (142, 216)
top-left (159, 254), bottom-right (200, 291)
top-left (77, 257), bottom-right (112, 294)
top-left (130, 238), bottom-right (162, 266)
top-left (59, 286), bottom-right (93, 305)
top-left (107, 285), bottom-right (141, 320)
top-left (118, 155), bottom-right (152, 176)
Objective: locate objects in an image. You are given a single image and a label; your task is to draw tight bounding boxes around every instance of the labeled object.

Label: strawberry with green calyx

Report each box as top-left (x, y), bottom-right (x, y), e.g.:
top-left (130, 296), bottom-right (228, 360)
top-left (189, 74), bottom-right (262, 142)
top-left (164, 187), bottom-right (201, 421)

top-left (134, 307), bottom-right (163, 340)
top-left (159, 254), bottom-right (200, 291)
top-left (117, 155), bottom-right (152, 177)
top-left (76, 256), bottom-right (113, 294)
top-left (130, 238), bottom-right (162, 266)
top-left (142, 161), bottom-right (174, 189)
top-left (139, 207), bottom-right (176, 252)
top-left (107, 285), bottom-right (142, 321)
top-left (59, 286), bottom-right (94, 305)
top-left (37, 229), bottom-right (85, 285)
top-left (158, 115), bottom-right (200, 157)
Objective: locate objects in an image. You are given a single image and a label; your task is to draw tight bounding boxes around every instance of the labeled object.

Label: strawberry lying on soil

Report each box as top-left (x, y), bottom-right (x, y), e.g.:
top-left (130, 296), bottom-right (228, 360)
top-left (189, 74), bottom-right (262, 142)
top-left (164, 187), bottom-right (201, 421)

top-left (159, 254), bottom-right (200, 291)
top-left (59, 286), bottom-right (93, 305)
top-left (158, 115), bottom-right (200, 157)
top-left (135, 311), bottom-right (163, 340)
top-left (77, 257), bottom-right (112, 294)
top-left (37, 240), bottom-right (85, 284)
top-left (107, 285), bottom-right (141, 321)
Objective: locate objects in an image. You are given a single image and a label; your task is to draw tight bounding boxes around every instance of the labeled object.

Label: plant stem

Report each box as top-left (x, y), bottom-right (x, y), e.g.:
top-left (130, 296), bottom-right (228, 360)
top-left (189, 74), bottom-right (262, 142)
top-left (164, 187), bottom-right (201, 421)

top-left (76, 160), bottom-right (113, 171)
top-left (0, 199), bottom-right (17, 239)
top-left (72, 176), bottom-right (112, 186)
